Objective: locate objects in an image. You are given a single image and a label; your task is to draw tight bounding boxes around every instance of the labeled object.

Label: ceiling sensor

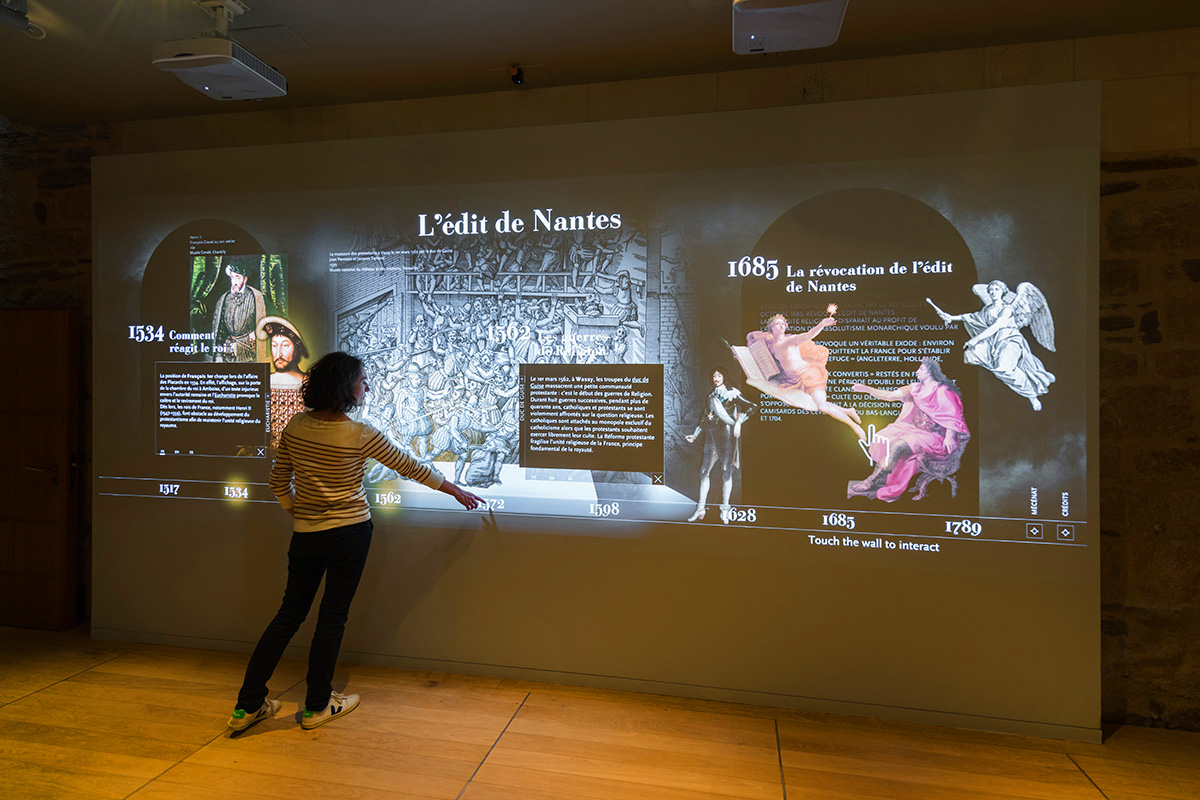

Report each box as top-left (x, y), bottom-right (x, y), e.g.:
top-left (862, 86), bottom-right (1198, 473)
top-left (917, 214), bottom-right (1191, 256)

top-left (152, 1), bottom-right (287, 100)
top-left (732, 0), bottom-right (849, 54)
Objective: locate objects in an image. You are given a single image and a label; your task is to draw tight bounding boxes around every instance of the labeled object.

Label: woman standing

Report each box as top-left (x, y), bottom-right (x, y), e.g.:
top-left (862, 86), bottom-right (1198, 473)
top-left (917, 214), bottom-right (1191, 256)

top-left (228, 352), bottom-right (483, 732)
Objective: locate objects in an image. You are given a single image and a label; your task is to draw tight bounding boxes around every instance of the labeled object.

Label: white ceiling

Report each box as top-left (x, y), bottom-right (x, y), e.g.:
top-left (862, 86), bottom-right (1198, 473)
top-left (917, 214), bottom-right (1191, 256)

top-left (3, 0), bottom-right (1200, 126)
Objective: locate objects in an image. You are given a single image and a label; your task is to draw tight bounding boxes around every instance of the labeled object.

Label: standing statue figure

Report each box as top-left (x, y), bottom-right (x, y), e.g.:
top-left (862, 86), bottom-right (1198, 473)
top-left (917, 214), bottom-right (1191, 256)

top-left (684, 367), bottom-right (757, 524)
top-left (928, 280), bottom-right (1056, 410)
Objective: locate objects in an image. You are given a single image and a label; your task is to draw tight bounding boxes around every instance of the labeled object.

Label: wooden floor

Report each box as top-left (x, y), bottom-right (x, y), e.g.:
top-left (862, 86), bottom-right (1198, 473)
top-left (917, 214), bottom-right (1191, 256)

top-left (1, 628), bottom-right (1198, 800)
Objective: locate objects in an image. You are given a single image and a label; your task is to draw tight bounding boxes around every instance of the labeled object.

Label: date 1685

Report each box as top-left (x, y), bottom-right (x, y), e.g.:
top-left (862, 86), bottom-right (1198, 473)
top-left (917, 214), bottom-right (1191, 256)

top-left (727, 256), bottom-right (784, 281)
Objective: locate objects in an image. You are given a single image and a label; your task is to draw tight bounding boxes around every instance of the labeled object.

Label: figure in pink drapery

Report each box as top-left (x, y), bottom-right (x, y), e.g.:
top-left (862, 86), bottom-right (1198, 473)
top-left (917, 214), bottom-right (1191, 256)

top-left (849, 359), bottom-right (969, 502)
top-left (742, 313), bottom-right (865, 440)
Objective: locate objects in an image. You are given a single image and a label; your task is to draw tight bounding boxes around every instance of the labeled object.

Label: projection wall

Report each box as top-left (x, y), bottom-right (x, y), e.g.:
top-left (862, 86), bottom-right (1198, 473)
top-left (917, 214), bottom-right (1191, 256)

top-left (93, 81), bottom-right (1100, 738)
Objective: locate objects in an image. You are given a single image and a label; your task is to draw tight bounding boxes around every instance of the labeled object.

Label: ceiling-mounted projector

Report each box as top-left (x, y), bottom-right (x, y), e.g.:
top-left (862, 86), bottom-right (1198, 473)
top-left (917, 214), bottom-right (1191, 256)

top-left (153, 36), bottom-right (287, 100)
top-left (153, 0), bottom-right (286, 100)
top-left (732, 0), bottom-right (848, 55)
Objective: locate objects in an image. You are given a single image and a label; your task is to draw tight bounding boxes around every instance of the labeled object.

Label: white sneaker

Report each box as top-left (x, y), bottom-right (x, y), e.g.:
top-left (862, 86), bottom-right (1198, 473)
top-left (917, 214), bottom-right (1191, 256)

top-left (228, 698), bottom-right (281, 732)
top-left (301, 691), bottom-right (360, 729)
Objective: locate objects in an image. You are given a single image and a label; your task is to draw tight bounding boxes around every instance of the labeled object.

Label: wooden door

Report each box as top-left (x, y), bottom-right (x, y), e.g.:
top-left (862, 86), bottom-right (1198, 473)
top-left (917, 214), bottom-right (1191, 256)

top-left (0, 308), bottom-right (80, 629)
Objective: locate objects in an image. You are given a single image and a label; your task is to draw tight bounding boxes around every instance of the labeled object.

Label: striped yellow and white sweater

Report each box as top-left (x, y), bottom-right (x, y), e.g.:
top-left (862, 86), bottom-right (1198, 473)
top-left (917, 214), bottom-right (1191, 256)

top-left (270, 413), bottom-right (443, 532)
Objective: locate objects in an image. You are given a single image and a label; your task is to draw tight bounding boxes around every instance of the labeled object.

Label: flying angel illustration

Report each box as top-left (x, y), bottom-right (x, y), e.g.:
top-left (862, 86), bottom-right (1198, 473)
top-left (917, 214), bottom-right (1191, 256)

top-left (926, 280), bottom-right (1056, 410)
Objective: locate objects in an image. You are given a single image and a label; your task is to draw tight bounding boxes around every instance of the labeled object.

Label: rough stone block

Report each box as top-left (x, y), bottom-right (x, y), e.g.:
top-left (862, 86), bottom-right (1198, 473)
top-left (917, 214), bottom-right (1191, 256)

top-left (1099, 259), bottom-right (1139, 296)
top-left (589, 73), bottom-right (717, 122)
top-left (1163, 293), bottom-right (1200, 343)
top-left (1075, 26), bottom-right (1200, 81)
top-left (1139, 310), bottom-right (1161, 345)
top-left (1101, 608), bottom-right (1200, 729)
top-left (2, 152), bottom-right (56, 171)
top-left (1145, 175), bottom-right (1200, 192)
top-left (717, 59), bottom-right (871, 111)
top-left (1100, 384), bottom-right (1195, 438)
top-left (1194, 74), bottom-right (1200, 149)
top-left (1101, 77), bottom-right (1191, 152)
top-left (443, 86), bottom-right (588, 133)
top-left (1105, 198), bottom-right (1200, 252)
top-left (1100, 314), bottom-right (1135, 331)
top-left (36, 167), bottom-right (89, 191)
top-left (983, 40), bottom-right (1073, 88)
top-left (64, 147), bottom-right (95, 164)
top-left (1100, 347), bottom-right (1139, 379)
top-left (866, 48), bottom-right (983, 98)
top-left (1100, 155), bottom-right (1198, 174)
top-left (1139, 446), bottom-right (1200, 479)
top-left (1100, 181), bottom-right (1139, 197)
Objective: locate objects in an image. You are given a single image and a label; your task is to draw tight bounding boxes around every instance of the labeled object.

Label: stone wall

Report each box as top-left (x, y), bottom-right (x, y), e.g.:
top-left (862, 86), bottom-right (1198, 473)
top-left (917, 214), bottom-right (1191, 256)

top-left (2, 24), bottom-right (1199, 728)
top-left (1099, 152), bottom-right (1200, 729)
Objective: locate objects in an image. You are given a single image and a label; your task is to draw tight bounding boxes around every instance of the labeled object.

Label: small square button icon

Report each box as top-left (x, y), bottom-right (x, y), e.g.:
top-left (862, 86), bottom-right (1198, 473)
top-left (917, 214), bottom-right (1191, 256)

top-left (1026, 523), bottom-right (1043, 540)
top-left (1057, 524), bottom-right (1075, 542)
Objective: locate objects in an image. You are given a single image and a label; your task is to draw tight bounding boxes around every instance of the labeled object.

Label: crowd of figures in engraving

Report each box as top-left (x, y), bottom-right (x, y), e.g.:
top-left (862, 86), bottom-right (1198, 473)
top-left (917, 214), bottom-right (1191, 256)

top-left (335, 225), bottom-right (702, 489)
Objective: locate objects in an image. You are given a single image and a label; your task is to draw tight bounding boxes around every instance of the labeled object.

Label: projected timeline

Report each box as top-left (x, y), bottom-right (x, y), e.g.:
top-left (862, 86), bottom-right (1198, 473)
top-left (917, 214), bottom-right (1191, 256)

top-left (96, 474), bottom-right (1085, 547)
top-left (99, 139), bottom-right (1092, 562)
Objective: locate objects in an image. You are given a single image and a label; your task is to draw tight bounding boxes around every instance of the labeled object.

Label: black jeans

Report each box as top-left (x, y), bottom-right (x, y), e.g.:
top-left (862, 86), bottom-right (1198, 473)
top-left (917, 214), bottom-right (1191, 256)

top-left (236, 520), bottom-right (372, 712)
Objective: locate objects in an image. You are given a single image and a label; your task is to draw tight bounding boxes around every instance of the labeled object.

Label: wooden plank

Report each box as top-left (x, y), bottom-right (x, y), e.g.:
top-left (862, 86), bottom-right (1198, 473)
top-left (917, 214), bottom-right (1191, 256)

top-left (460, 782), bottom-right (599, 800)
top-left (482, 747), bottom-right (784, 800)
top-left (505, 715), bottom-right (780, 766)
top-left (183, 745), bottom-right (468, 799)
top-left (493, 730), bottom-right (781, 784)
top-left (781, 750), bottom-right (1098, 800)
top-left (271, 684), bottom-right (520, 732)
top-left (513, 693), bottom-right (778, 750)
top-left (129, 783), bottom-right (277, 800)
top-left (10, 682), bottom-right (241, 728)
top-left (244, 710), bottom-right (498, 761)
top-left (204, 726), bottom-right (485, 776)
top-left (0, 698), bottom-right (221, 746)
top-left (779, 718), bottom-right (1077, 769)
top-left (779, 718), bottom-right (1100, 799)
top-left (0, 737), bottom-right (173, 779)
top-left (0, 754), bottom-right (147, 799)
top-left (0, 784), bottom-right (111, 800)
top-left (1071, 754), bottom-right (1200, 799)
top-left (0, 717), bottom-right (198, 762)
top-left (67, 665), bottom-right (253, 700)
top-left (782, 763), bottom-right (1095, 800)
top-left (323, 680), bottom-right (528, 716)
top-left (470, 763), bottom-right (765, 800)
top-left (89, 650), bottom-right (305, 688)
top-left (154, 761), bottom-right (443, 800)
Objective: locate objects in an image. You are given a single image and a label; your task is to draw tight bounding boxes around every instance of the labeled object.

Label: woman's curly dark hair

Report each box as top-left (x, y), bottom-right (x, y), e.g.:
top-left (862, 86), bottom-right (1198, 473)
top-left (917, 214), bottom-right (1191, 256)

top-left (301, 351), bottom-right (364, 413)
